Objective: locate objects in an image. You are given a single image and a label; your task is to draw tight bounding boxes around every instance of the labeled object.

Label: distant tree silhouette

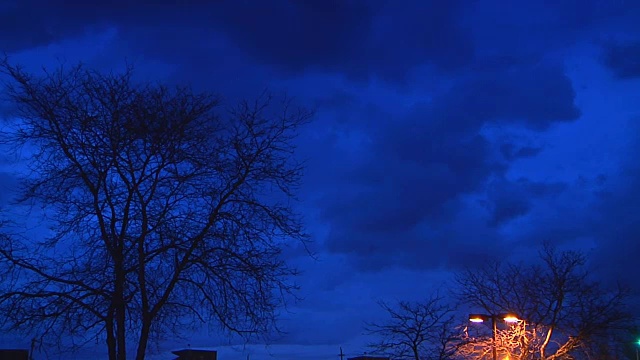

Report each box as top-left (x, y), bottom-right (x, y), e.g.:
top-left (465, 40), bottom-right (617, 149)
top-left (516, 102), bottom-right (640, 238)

top-left (0, 58), bottom-right (312, 360)
top-left (365, 293), bottom-right (459, 360)
top-left (454, 243), bottom-right (636, 360)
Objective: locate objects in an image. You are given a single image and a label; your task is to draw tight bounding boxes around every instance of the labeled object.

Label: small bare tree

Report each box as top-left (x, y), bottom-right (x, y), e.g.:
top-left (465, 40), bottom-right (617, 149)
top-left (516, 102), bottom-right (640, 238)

top-left (455, 243), bottom-right (636, 360)
top-left (366, 293), bottom-right (459, 360)
top-left (0, 59), bottom-right (312, 360)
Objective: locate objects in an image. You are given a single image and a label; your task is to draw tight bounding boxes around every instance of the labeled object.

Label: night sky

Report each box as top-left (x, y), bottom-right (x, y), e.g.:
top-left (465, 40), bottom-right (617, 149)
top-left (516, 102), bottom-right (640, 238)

top-left (1, 1), bottom-right (640, 359)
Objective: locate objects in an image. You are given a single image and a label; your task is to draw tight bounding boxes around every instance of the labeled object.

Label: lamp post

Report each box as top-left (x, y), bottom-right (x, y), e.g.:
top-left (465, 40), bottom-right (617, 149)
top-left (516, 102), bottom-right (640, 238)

top-left (469, 313), bottom-right (521, 360)
top-left (635, 338), bottom-right (640, 360)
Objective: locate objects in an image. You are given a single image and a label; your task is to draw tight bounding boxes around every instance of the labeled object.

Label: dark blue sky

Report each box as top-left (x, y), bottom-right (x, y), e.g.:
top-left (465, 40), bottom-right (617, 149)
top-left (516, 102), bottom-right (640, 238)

top-left (1, 1), bottom-right (640, 359)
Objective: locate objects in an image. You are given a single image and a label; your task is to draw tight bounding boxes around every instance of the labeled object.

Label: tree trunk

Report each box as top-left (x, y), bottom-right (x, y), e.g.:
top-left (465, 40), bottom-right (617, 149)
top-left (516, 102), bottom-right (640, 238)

top-left (115, 255), bottom-right (127, 360)
top-left (135, 320), bottom-right (151, 360)
top-left (106, 317), bottom-right (117, 360)
top-left (135, 228), bottom-right (150, 360)
top-left (116, 301), bottom-right (127, 360)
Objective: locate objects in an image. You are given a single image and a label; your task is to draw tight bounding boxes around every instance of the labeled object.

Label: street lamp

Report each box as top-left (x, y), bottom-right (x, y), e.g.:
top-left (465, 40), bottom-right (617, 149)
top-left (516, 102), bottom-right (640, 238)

top-left (469, 313), bottom-right (521, 360)
top-left (635, 338), bottom-right (640, 360)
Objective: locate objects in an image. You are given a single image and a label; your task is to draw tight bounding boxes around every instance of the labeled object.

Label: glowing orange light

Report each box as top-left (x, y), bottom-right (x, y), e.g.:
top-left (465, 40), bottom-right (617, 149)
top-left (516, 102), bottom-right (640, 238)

top-left (469, 314), bottom-right (486, 323)
top-left (503, 315), bottom-right (520, 323)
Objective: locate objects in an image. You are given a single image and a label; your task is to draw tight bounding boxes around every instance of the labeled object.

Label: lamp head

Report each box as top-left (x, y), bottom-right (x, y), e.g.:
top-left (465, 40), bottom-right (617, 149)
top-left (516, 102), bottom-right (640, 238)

top-left (469, 314), bottom-right (488, 323)
top-left (503, 314), bottom-right (521, 323)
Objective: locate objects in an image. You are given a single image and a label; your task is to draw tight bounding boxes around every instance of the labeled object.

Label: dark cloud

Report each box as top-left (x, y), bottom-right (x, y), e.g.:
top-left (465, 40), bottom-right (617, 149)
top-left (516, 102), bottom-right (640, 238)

top-left (208, 0), bottom-right (375, 72)
top-left (486, 177), bottom-right (568, 227)
top-left (500, 143), bottom-right (542, 161)
top-left (585, 126), bottom-right (640, 290)
top-left (1, 0), bottom-right (476, 85)
top-left (466, 0), bottom-right (640, 81)
top-left (320, 64), bottom-right (580, 271)
top-left (0, 1), bottom-right (181, 52)
top-left (453, 65), bottom-right (581, 130)
top-left (3, 0), bottom-right (638, 88)
top-left (357, 0), bottom-right (475, 79)
top-left (552, 0), bottom-right (640, 29)
top-left (602, 42), bottom-right (640, 79)
top-left (506, 173), bottom-right (608, 252)
top-left (209, 0), bottom-right (475, 82)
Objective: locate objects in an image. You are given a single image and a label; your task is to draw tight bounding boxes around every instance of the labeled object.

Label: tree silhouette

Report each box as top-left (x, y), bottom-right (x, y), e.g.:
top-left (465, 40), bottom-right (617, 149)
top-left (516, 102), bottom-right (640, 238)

top-left (366, 293), bottom-right (458, 360)
top-left (455, 243), bottom-right (635, 359)
top-left (0, 59), bottom-right (312, 360)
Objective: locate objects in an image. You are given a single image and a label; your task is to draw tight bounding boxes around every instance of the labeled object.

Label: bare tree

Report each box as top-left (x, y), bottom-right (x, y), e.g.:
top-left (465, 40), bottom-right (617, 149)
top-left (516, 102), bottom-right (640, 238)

top-left (455, 243), bottom-right (636, 360)
top-left (0, 59), bottom-right (312, 360)
top-left (366, 293), bottom-right (459, 360)
top-left (456, 318), bottom-right (539, 360)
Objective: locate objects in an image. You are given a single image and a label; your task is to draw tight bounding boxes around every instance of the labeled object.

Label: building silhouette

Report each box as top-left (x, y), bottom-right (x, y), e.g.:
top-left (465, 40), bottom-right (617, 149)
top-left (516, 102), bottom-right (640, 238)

top-left (0, 349), bottom-right (29, 360)
top-left (171, 348), bottom-right (217, 360)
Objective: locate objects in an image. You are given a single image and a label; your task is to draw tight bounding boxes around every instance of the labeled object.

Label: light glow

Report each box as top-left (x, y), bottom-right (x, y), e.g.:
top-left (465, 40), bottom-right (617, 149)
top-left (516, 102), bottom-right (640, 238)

top-left (503, 315), bottom-right (520, 323)
top-left (469, 314), bottom-right (487, 323)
